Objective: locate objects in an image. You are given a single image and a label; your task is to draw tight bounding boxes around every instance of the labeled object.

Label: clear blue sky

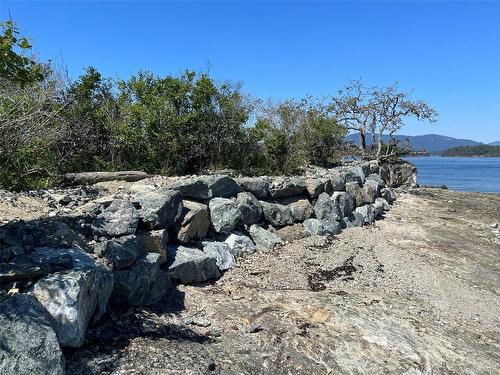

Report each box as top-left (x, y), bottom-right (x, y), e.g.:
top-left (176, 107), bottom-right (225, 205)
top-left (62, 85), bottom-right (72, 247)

top-left (2, 1), bottom-right (499, 143)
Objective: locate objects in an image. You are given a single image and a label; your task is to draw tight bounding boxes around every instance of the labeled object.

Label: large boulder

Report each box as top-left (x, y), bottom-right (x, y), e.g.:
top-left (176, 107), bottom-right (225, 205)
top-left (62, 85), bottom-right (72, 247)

top-left (166, 245), bottom-right (220, 283)
top-left (373, 198), bottom-right (390, 218)
top-left (366, 173), bottom-right (386, 188)
top-left (345, 181), bottom-right (366, 207)
top-left (281, 197), bottom-right (314, 222)
top-left (169, 175), bottom-right (241, 200)
top-left (0, 294), bottom-right (65, 375)
top-left (136, 229), bottom-right (168, 263)
top-left (202, 241), bottom-right (236, 271)
top-left (305, 178), bottom-right (325, 198)
top-left (94, 234), bottom-right (143, 270)
top-left (143, 270), bottom-right (172, 305)
top-left (249, 224), bottom-right (283, 250)
top-left (260, 201), bottom-right (294, 227)
top-left (314, 192), bottom-right (341, 221)
top-left (269, 178), bottom-right (307, 199)
top-left (111, 252), bottom-right (170, 306)
top-left (236, 192), bottom-right (262, 225)
top-left (276, 224), bottom-right (311, 241)
top-left (224, 232), bottom-right (257, 258)
top-left (92, 199), bottom-right (139, 237)
top-left (30, 266), bottom-right (113, 348)
top-left (134, 188), bottom-right (183, 229)
top-left (29, 244), bottom-right (97, 270)
top-left (342, 211), bottom-right (365, 228)
top-left (355, 205), bottom-right (376, 224)
top-left (176, 201), bottom-right (210, 243)
top-left (344, 166), bottom-right (365, 186)
top-left (204, 175), bottom-right (242, 198)
top-left (381, 187), bottom-right (396, 204)
top-left (236, 177), bottom-right (269, 199)
top-left (327, 172), bottom-right (346, 193)
top-left (331, 192), bottom-right (355, 218)
top-left (362, 184), bottom-right (377, 204)
top-left (303, 218), bottom-right (342, 236)
top-left (209, 198), bottom-right (242, 234)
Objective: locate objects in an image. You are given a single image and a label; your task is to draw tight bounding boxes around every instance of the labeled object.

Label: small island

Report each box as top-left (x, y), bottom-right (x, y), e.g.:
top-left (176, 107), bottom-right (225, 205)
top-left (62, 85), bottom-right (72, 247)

top-left (441, 145), bottom-right (500, 157)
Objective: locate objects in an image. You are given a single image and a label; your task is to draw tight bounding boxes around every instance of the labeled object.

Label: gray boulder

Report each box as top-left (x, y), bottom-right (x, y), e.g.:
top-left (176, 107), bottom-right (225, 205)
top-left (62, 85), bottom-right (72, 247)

top-left (381, 187), bottom-right (396, 204)
top-left (0, 294), bottom-right (65, 375)
top-left (143, 270), bottom-right (172, 305)
top-left (202, 241), bottom-right (236, 271)
top-left (343, 211), bottom-right (365, 228)
top-left (260, 201), bottom-right (294, 227)
top-left (92, 199), bottom-right (139, 237)
top-left (236, 177), bottom-right (269, 199)
top-left (169, 175), bottom-right (241, 200)
top-left (94, 234), bottom-right (143, 270)
top-left (282, 197), bottom-right (314, 222)
top-left (345, 181), bottom-right (366, 207)
top-left (205, 175), bottom-right (242, 198)
top-left (30, 266), bottom-right (113, 348)
top-left (29, 244), bottom-right (96, 270)
top-left (269, 178), bottom-right (307, 199)
top-left (224, 232), bottom-right (257, 258)
top-left (236, 192), bottom-right (262, 225)
top-left (366, 173), bottom-right (386, 187)
top-left (209, 198), bottom-right (242, 234)
top-left (314, 192), bottom-right (341, 221)
top-left (136, 229), bottom-right (168, 263)
top-left (362, 183), bottom-right (377, 204)
top-left (177, 200), bottom-right (210, 243)
top-left (111, 252), bottom-right (170, 306)
top-left (373, 198), bottom-right (390, 218)
top-left (303, 218), bottom-right (342, 236)
top-left (166, 245), bottom-right (220, 283)
top-left (168, 177), bottom-right (209, 200)
top-left (344, 166), bottom-right (365, 186)
top-left (305, 178), bottom-right (325, 198)
top-left (134, 188), bottom-right (183, 229)
top-left (355, 205), bottom-right (376, 224)
top-left (327, 172), bottom-right (346, 193)
top-left (249, 224), bottom-right (283, 249)
top-left (331, 191), bottom-right (355, 218)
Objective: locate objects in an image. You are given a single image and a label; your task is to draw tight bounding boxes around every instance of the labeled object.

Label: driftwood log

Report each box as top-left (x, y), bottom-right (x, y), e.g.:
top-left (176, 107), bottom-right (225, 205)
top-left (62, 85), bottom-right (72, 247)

top-left (63, 171), bottom-right (151, 185)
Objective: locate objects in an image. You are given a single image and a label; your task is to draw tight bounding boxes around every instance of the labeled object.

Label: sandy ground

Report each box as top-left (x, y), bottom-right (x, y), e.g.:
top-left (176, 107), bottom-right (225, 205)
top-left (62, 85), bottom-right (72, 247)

top-left (61, 188), bottom-right (500, 375)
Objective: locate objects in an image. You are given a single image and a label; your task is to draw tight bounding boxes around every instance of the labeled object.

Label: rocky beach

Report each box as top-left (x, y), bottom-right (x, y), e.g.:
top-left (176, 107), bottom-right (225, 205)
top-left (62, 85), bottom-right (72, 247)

top-left (1, 161), bottom-right (499, 374)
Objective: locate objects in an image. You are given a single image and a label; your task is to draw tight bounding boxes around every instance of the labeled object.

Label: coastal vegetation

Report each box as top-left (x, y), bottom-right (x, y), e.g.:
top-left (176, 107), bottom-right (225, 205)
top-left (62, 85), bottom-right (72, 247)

top-left (0, 21), bottom-right (435, 190)
top-left (441, 145), bottom-right (500, 157)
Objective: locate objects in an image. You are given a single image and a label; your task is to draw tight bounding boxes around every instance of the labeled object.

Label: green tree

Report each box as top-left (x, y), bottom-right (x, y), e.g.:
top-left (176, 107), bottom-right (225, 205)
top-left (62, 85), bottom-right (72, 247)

top-left (0, 21), bottom-right (45, 86)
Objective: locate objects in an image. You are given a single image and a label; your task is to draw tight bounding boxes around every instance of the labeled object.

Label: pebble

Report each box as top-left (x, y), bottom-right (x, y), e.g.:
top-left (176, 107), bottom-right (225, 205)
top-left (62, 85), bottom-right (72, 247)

top-left (185, 316), bottom-right (211, 327)
top-left (490, 223), bottom-right (498, 229)
top-left (244, 323), bottom-right (263, 333)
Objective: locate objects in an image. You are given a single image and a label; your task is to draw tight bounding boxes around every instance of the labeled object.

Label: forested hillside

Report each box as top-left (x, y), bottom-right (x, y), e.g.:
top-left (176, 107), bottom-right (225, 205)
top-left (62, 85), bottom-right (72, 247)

top-left (441, 145), bottom-right (500, 157)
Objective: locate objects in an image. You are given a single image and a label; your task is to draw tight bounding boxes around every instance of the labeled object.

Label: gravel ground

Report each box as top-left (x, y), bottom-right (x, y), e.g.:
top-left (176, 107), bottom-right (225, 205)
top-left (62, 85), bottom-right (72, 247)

top-left (59, 188), bottom-right (500, 374)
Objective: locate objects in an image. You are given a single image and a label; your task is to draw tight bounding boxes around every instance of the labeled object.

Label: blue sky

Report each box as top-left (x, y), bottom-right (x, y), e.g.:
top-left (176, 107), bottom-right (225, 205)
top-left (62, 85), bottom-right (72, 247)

top-left (2, 1), bottom-right (499, 143)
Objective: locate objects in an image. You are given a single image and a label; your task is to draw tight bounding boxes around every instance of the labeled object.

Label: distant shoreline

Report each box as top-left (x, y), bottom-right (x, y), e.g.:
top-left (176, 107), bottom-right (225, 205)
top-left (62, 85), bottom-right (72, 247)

top-left (404, 154), bottom-right (500, 158)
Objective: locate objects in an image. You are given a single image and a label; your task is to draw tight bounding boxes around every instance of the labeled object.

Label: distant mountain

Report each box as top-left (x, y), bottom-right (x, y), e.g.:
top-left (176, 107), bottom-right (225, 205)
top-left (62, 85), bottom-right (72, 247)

top-left (488, 141), bottom-right (500, 146)
top-left (345, 133), bottom-right (483, 153)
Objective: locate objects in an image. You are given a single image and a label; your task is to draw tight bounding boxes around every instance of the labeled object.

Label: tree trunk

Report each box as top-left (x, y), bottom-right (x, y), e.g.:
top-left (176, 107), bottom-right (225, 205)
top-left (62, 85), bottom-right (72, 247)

top-left (376, 131), bottom-right (384, 158)
top-left (358, 129), bottom-right (366, 155)
top-left (63, 171), bottom-right (151, 185)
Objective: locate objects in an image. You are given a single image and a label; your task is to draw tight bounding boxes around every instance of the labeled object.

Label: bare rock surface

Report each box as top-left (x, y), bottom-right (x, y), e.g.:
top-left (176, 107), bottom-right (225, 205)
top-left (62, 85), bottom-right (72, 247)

top-left (0, 294), bottom-right (65, 375)
top-left (65, 189), bottom-right (500, 374)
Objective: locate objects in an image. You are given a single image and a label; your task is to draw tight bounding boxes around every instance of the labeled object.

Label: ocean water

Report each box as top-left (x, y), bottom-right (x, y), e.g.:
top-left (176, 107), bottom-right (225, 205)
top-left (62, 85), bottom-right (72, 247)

top-left (403, 156), bottom-right (500, 193)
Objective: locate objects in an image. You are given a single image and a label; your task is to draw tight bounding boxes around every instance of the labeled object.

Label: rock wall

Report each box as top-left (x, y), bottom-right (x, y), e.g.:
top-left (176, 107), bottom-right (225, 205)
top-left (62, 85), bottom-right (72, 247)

top-left (0, 159), bottom-right (413, 373)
